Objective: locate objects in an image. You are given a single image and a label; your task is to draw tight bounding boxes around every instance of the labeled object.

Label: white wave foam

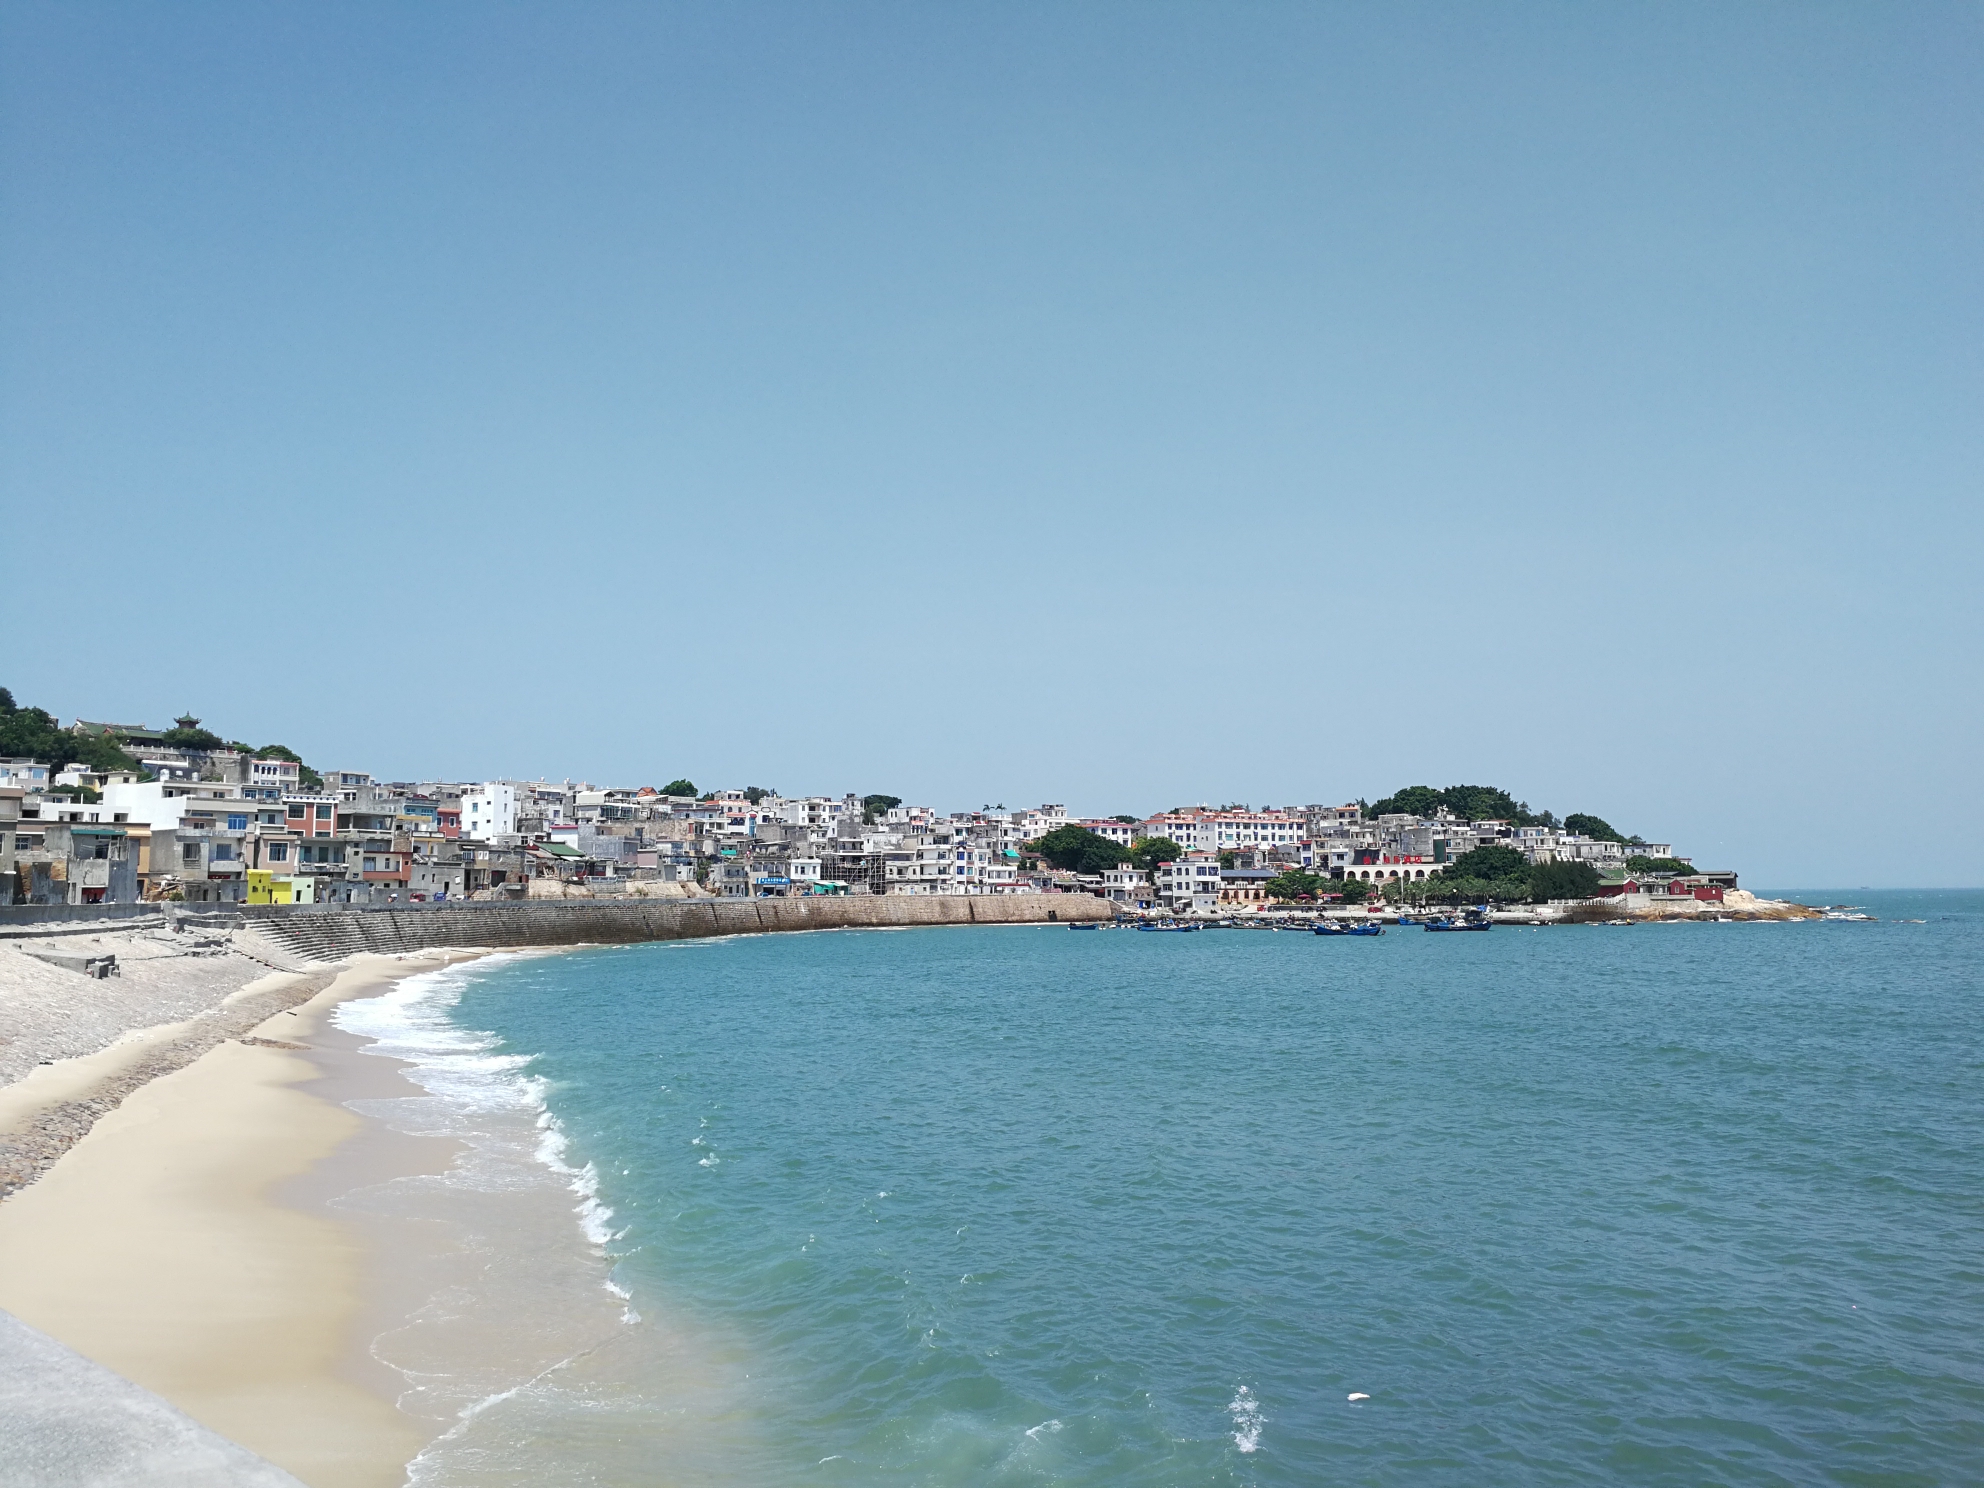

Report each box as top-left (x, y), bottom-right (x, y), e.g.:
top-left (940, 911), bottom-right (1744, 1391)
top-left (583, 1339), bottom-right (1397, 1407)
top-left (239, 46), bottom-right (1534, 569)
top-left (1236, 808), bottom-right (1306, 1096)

top-left (1228, 1385), bottom-right (1265, 1454)
top-left (334, 955), bottom-right (621, 1257)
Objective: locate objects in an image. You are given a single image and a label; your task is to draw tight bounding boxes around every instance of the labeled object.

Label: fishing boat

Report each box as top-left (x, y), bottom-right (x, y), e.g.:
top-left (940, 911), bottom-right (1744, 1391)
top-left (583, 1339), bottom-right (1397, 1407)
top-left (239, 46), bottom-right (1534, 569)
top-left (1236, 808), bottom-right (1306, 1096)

top-left (1313, 921), bottom-right (1347, 936)
top-left (1426, 910), bottom-right (1492, 932)
top-left (1068, 922), bottom-right (1100, 930)
top-left (1344, 923), bottom-right (1384, 936)
top-left (1136, 921), bottom-right (1199, 933)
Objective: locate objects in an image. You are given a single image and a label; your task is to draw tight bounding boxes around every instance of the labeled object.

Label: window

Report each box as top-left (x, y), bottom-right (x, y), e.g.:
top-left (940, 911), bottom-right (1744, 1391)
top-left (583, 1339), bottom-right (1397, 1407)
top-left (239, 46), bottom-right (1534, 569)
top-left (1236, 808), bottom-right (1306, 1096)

top-left (183, 843), bottom-right (202, 864)
top-left (316, 804), bottom-right (332, 820)
top-left (212, 843), bottom-right (236, 861)
top-left (267, 842), bottom-right (288, 862)
top-left (288, 804), bottom-right (306, 819)
top-left (227, 814), bottom-right (248, 831)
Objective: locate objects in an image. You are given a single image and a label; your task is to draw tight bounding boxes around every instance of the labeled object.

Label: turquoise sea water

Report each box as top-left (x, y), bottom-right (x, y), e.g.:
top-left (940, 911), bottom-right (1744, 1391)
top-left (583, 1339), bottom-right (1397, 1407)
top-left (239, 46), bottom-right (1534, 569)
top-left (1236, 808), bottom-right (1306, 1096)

top-left (360, 891), bottom-right (1983, 1485)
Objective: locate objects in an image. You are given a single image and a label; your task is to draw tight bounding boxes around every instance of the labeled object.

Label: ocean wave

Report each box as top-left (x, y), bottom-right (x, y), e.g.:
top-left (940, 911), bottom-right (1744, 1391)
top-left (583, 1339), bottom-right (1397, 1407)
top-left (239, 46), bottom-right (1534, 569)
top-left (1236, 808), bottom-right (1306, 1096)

top-left (334, 955), bottom-right (620, 1253)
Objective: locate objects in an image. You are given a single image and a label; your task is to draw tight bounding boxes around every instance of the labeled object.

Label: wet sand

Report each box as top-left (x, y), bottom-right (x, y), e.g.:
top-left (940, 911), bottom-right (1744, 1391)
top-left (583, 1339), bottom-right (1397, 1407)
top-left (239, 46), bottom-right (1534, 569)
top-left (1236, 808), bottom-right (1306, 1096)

top-left (0, 951), bottom-right (488, 1488)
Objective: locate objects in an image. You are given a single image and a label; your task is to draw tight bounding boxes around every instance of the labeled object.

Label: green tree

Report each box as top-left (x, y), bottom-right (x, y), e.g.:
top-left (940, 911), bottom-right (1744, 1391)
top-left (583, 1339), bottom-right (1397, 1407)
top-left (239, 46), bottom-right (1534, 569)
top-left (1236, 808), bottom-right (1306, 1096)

top-left (1445, 844), bottom-right (1529, 880)
top-left (1625, 856), bottom-right (1696, 876)
top-left (862, 793), bottom-right (902, 823)
top-left (161, 714), bottom-right (228, 750)
top-left (1031, 825), bottom-right (1128, 875)
top-left (1218, 851), bottom-right (1237, 869)
top-left (1364, 785), bottom-right (1445, 819)
top-left (1331, 877), bottom-right (1374, 904)
top-left (1529, 859), bottom-right (1602, 901)
top-left (1564, 813), bottom-right (1626, 843)
top-left (743, 786), bottom-right (774, 805)
top-left (1423, 872), bottom-right (1531, 903)
top-left (1110, 815), bottom-right (1139, 824)
top-left (1128, 836), bottom-right (1186, 873)
top-left (1266, 869), bottom-right (1324, 901)
top-left (1365, 784), bottom-right (1546, 825)
top-left (660, 779), bottom-right (697, 798)
top-left (0, 688), bottom-right (137, 774)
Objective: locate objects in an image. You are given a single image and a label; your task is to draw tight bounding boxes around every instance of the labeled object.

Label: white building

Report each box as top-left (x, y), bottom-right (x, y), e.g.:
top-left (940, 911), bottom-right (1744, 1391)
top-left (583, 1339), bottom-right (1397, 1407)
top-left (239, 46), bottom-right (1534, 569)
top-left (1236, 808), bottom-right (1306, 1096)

top-left (1140, 810), bottom-right (1305, 853)
top-left (0, 760), bottom-right (51, 793)
top-left (1153, 853), bottom-right (1222, 912)
top-left (1081, 819), bottom-right (1141, 846)
top-left (1018, 804), bottom-right (1074, 841)
top-left (248, 757), bottom-right (302, 795)
top-left (1101, 865), bottom-right (1153, 906)
top-left (462, 782), bottom-right (519, 840)
top-left (884, 837), bottom-right (1003, 893)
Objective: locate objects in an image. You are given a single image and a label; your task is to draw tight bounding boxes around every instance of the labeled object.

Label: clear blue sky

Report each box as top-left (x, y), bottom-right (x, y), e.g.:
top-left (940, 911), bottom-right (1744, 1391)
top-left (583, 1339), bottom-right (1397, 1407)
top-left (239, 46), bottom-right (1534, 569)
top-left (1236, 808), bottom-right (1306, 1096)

top-left (3, 2), bottom-right (1978, 886)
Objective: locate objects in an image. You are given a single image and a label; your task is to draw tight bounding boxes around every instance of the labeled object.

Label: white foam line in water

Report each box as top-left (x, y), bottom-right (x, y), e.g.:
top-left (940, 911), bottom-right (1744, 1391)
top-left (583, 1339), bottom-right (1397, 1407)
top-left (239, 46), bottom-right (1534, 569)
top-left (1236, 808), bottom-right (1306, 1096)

top-left (334, 952), bottom-right (625, 1260)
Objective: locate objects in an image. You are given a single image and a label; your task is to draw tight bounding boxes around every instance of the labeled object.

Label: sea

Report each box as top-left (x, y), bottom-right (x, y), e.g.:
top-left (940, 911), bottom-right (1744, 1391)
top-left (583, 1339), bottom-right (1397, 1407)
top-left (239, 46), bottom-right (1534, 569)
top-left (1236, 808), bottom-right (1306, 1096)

top-left (330, 890), bottom-right (1982, 1486)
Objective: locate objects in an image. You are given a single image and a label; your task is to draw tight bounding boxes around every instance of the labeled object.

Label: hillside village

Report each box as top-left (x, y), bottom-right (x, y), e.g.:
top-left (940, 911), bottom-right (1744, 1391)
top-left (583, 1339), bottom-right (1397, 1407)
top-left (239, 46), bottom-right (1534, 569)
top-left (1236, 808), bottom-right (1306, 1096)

top-left (0, 702), bottom-right (1736, 916)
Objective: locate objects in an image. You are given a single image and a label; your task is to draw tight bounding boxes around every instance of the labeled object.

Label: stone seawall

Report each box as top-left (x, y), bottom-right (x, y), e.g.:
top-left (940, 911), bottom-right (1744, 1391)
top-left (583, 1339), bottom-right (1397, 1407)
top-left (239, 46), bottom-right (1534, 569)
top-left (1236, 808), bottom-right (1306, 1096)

top-left (239, 893), bottom-right (1111, 965)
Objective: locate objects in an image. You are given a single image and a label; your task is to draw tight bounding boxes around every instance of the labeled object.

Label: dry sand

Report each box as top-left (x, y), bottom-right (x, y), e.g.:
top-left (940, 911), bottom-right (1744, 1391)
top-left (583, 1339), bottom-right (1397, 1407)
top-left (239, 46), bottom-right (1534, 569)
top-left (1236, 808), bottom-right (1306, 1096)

top-left (0, 926), bottom-right (273, 1084)
top-left (0, 951), bottom-right (487, 1488)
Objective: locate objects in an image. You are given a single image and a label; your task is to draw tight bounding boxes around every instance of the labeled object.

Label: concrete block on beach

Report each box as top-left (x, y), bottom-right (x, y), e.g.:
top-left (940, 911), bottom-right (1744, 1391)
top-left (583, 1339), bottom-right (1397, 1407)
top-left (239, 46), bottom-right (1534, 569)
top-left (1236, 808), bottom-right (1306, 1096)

top-left (0, 1308), bottom-right (304, 1487)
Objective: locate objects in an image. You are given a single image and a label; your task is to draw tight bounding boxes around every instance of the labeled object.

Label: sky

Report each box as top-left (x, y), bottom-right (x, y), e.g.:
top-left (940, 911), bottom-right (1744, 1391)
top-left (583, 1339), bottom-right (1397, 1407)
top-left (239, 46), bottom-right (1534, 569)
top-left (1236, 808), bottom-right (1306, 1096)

top-left (2, 2), bottom-right (1978, 886)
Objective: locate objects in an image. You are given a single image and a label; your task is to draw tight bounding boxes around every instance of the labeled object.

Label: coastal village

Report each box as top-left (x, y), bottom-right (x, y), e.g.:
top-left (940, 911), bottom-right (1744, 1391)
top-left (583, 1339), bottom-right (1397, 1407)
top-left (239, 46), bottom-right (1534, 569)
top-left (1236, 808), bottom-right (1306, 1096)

top-left (0, 706), bottom-right (1753, 920)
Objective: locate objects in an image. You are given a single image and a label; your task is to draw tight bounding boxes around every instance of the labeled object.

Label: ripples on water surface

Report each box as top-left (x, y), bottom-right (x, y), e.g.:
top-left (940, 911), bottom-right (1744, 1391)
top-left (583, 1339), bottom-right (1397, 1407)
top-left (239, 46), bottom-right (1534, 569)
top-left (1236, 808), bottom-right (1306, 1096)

top-left (362, 891), bottom-right (1982, 1485)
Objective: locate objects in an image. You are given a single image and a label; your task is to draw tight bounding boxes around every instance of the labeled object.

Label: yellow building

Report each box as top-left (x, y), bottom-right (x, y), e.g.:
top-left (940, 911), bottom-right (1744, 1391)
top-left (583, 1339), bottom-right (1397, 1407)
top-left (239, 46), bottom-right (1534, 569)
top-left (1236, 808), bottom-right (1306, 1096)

top-left (245, 869), bottom-right (312, 905)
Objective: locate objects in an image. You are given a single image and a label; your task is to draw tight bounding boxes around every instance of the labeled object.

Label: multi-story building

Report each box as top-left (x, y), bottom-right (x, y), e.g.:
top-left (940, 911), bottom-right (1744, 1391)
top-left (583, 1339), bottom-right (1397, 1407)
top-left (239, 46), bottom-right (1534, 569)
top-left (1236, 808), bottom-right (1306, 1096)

top-left (1081, 819), bottom-right (1140, 846)
top-left (1139, 809), bottom-right (1305, 853)
top-left (1100, 864), bottom-right (1153, 907)
top-left (0, 760), bottom-right (52, 793)
top-left (462, 782), bottom-right (520, 840)
top-left (1153, 853), bottom-right (1222, 913)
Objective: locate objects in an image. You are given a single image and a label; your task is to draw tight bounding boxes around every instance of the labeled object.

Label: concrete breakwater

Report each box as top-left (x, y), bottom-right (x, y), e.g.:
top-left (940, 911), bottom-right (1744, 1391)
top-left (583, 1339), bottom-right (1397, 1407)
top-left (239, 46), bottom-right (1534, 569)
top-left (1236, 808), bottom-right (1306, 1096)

top-left (233, 892), bottom-right (1112, 967)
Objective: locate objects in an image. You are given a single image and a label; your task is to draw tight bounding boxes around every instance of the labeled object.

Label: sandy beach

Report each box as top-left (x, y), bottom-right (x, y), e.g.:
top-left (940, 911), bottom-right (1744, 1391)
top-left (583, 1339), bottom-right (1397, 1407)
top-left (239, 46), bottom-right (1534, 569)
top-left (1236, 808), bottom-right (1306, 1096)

top-left (0, 947), bottom-right (489, 1488)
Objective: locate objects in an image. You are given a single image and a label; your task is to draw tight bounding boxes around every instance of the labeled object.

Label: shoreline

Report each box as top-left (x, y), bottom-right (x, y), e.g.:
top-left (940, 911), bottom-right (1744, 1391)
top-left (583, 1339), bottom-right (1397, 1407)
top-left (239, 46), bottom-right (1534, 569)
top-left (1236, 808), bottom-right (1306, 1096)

top-left (0, 950), bottom-right (492, 1488)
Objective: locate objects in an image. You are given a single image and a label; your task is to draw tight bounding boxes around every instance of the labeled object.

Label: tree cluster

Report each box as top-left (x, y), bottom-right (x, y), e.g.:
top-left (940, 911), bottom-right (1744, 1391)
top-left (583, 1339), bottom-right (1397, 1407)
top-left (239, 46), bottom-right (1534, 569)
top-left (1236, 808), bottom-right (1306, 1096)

top-left (1030, 825), bottom-right (1127, 875)
top-left (1625, 856), bottom-right (1696, 877)
top-left (660, 779), bottom-right (697, 798)
top-left (862, 794), bottom-right (902, 824)
top-left (1364, 784), bottom-right (1546, 825)
top-left (0, 688), bottom-right (138, 775)
top-left (1562, 813), bottom-right (1626, 843)
top-left (161, 714), bottom-right (229, 751)
top-left (1416, 855), bottom-right (1602, 904)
